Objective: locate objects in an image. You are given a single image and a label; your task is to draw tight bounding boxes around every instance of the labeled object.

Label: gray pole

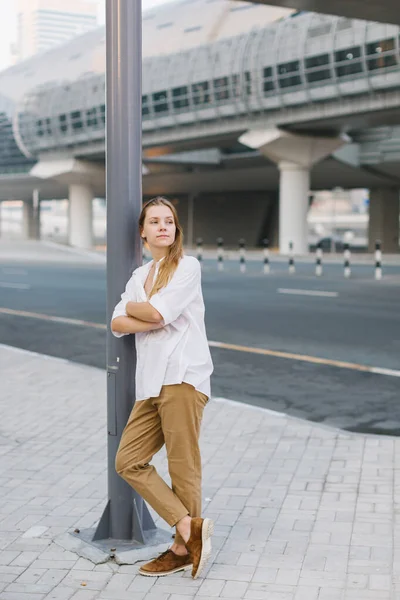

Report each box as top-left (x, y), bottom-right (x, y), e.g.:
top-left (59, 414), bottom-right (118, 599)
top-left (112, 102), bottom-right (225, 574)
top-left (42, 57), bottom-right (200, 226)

top-left (93, 0), bottom-right (164, 546)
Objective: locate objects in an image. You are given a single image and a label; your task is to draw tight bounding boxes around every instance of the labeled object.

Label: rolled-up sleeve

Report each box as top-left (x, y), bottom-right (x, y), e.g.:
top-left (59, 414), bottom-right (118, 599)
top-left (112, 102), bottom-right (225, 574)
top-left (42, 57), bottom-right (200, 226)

top-left (110, 273), bottom-right (135, 338)
top-left (148, 258), bottom-right (201, 326)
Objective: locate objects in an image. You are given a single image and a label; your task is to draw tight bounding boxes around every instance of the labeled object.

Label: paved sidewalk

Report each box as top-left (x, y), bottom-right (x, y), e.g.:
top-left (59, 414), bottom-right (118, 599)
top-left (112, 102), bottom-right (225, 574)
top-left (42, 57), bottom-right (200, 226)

top-left (0, 344), bottom-right (398, 600)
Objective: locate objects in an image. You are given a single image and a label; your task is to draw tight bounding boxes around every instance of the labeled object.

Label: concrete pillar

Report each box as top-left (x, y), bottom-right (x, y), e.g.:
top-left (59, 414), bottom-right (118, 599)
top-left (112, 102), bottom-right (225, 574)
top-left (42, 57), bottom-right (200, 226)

top-left (279, 161), bottom-right (310, 255)
top-left (368, 189), bottom-right (399, 253)
top-left (22, 195), bottom-right (40, 240)
top-left (239, 127), bottom-right (348, 254)
top-left (69, 183), bottom-right (93, 249)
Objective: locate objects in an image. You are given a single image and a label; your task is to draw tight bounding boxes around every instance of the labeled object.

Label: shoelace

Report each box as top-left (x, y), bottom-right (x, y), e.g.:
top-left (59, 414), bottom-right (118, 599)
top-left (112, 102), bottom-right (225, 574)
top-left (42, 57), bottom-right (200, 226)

top-left (157, 549), bottom-right (172, 561)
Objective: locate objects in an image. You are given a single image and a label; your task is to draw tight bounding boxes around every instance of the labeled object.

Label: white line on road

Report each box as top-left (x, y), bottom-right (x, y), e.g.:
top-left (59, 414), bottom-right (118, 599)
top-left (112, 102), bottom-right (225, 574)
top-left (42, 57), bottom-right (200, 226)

top-left (1, 307), bottom-right (399, 378)
top-left (0, 282), bottom-right (30, 290)
top-left (1, 268), bottom-right (27, 276)
top-left (0, 307), bottom-right (105, 329)
top-left (278, 288), bottom-right (338, 298)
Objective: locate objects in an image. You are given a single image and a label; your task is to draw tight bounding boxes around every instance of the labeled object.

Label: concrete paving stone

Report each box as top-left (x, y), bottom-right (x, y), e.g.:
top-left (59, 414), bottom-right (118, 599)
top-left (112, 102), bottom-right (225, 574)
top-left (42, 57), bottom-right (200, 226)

top-left (136, 594), bottom-right (171, 600)
top-left (62, 570), bottom-right (112, 591)
top-left (15, 567), bottom-right (48, 584)
top-left (0, 554), bottom-right (19, 567)
top-left (196, 578), bottom-right (225, 596)
top-left (251, 568), bottom-right (277, 584)
top-left (0, 566), bottom-right (25, 584)
top-left (343, 591), bottom-right (392, 600)
top-left (167, 596), bottom-right (196, 600)
top-left (31, 560), bottom-right (78, 570)
top-left (5, 582), bottom-right (55, 594)
top-left (208, 565), bottom-right (255, 582)
top-left (43, 586), bottom-right (76, 599)
top-left (98, 593), bottom-right (146, 600)
top-left (38, 569), bottom-right (69, 586)
top-left (276, 570), bottom-right (301, 586)
top-left (152, 583), bottom-right (197, 596)
top-left (220, 581), bottom-right (249, 598)
top-left (71, 559), bottom-right (96, 571)
top-left (293, 588), bottom-right (320, 600)
top-left (258, 555), bottom-right (303, 570)
top-left (244, 585), bottom-right (295, 600)
top-left (368, 574), bottom-right (392, 591)
top-left (214, 550), bottom-right (240, 565)
top-left (127, 576), bottom-right (156, 592)
top-left (236, 553), bottom-right (259, 567)
top-left (0, 593), bottom-right (47, 600)
top-left (318, 591), bottom-right (345, 600)
top-left (69, 590), bottom-right (99, 600)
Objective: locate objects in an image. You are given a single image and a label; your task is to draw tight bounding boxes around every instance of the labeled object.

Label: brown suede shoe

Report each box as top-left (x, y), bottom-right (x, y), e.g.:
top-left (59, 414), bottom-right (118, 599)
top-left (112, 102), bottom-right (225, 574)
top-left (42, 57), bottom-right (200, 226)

top-left (185, 517), bottom-right (214, 579)
top-left (138, 549), bottom-right (192, 577)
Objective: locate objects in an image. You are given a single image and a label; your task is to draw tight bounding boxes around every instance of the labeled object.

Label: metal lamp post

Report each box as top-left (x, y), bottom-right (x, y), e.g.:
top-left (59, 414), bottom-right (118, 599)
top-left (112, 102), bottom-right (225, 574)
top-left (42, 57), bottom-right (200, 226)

top-left (91, 0), bottom-right (170, 550)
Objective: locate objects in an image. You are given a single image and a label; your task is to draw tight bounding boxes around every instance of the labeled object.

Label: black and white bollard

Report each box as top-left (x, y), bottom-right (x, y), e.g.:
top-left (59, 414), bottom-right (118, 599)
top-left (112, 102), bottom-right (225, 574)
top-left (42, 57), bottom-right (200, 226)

top-left (217, 237), bottom-right (224, 272)
top-left (344, 242), bottom-right (351, 278)
top-left (375, 239), bottom-right (382, 280)
top-left (239, 238), bottom-right (246, 273)
top-left (315, 241), bottom-right (323, 277)
top-left (288, 242), bottom-right (295, 274)
top-left (263, 238), bottom-right (270, 274)
top-left (196, 237), bottom-right (203, 265)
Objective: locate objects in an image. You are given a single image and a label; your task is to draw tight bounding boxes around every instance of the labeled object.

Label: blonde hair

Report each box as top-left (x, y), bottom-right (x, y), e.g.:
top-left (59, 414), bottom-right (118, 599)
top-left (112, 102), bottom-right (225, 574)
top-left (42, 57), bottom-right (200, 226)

top-left (139, 196), bottom-right (184, 298)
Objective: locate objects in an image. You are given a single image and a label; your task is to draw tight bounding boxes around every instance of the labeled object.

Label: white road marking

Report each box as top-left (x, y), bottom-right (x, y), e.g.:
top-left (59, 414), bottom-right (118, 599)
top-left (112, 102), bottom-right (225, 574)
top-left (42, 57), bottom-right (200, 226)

top-left (1, 307), bottom-right (399, 379)
top-left (0, 307), bottom-right (105, 329)
top-left (208, 340), bottom-right (400, 379)
top-left (278, 288), bottom-right (338, 298)
top-left (1, 268), bottom-right (27, 276)
top-left (0, 282), bottom-right (30, 290)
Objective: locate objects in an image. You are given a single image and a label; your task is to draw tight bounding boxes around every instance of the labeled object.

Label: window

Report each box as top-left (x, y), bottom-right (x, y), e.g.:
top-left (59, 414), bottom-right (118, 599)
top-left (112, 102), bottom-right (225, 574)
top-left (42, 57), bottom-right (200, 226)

top-left (36, 119), bottom-right (44, 136)
top-left (192, 81), bottom-right (210, 105)
top-left (305, 53), bottom-right (331, 83)
top-left (232, 72), bottom-right (252, 97)
top-left (86, 107), bottom-right (98, 127)
top-left (335, 46), bottom-right (363, 77)
top-left (278, 60), bottom-right (301, 88)
top-left (172, 86), bottom-right (189, 110)
top-left (71, 110), bottom-right (83, 130)
top-left (152, 90), bottom-right (169, 113)
top-left (59, 114), bottom-right (68, 133)
top-left (263, 66), bottom-right (274, 93)
top-left (100, 105), bottom-right (105, 124)
top-left (214, 76), bottom-right (230, 101)
top-left (366, 38), bottom-right (397, 71)
top-left (142, 95), bottom-right (150, 117)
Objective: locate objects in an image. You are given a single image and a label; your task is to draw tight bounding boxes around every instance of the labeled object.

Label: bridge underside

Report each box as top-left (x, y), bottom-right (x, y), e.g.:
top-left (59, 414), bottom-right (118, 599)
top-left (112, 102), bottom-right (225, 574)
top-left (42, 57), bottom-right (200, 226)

top-left (244, 0), bottom-right (400, 26)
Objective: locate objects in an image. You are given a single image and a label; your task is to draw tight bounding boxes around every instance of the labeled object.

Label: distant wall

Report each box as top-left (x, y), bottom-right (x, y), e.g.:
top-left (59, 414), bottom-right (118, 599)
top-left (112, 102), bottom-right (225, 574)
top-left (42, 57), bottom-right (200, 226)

top-left (144, 192), bottom-right (279, 248)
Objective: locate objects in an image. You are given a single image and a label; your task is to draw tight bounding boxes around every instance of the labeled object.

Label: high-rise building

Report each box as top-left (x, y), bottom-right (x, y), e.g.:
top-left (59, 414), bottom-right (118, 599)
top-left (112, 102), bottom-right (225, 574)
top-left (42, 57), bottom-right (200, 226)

top-left (16, 0), bottom-right (98, 62)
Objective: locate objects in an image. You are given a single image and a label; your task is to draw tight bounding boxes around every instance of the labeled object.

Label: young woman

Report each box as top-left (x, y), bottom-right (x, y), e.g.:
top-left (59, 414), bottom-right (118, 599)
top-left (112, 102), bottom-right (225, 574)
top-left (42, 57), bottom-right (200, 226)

top-left (111, 197), bottom-right (214, 579)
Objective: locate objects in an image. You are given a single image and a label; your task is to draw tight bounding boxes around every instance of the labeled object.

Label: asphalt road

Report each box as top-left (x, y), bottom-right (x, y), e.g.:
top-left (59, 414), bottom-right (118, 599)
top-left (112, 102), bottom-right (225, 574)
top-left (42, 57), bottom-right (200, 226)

top-left (1, 258), bottom-right (400, 435)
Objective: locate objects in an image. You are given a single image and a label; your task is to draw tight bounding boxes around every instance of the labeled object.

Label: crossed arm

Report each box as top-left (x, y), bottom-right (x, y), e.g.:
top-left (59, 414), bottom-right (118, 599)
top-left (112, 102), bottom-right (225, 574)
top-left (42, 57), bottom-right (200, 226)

top-left (111, 302), bottom-right (163, 335)
top-left (111, 259), bottom-right (200, 337)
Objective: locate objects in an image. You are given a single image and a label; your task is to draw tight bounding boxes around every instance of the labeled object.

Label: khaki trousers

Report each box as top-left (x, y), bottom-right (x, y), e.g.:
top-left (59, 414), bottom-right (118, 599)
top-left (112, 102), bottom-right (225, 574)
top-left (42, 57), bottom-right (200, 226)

top-left (115, 382), bottom-right (208, 545)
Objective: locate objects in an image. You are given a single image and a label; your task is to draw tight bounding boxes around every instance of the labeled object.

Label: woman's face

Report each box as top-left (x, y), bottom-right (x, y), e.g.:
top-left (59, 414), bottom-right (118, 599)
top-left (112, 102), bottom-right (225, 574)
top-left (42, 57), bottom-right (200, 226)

top-left (142, 205), bottom-right (176, 250)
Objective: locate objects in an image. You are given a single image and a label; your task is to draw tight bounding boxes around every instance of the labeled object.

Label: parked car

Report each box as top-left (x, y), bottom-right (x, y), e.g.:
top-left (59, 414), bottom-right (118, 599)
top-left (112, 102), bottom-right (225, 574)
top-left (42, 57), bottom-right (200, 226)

top-left (315, 236), bottom-right (345, 252)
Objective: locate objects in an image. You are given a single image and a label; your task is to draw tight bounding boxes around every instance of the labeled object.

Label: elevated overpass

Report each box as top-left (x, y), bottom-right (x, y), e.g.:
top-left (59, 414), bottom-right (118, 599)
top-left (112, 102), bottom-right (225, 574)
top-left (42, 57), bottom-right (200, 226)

top-left (244, 1), bottom-right (400, 26)
top-left (0, 0), bottom-right (399, 252)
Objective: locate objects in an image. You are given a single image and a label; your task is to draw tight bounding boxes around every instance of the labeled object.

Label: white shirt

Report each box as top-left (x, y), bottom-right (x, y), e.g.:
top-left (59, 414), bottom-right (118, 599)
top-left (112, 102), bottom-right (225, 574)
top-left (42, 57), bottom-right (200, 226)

top-left (111, 255), bottom-right (213, 401)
